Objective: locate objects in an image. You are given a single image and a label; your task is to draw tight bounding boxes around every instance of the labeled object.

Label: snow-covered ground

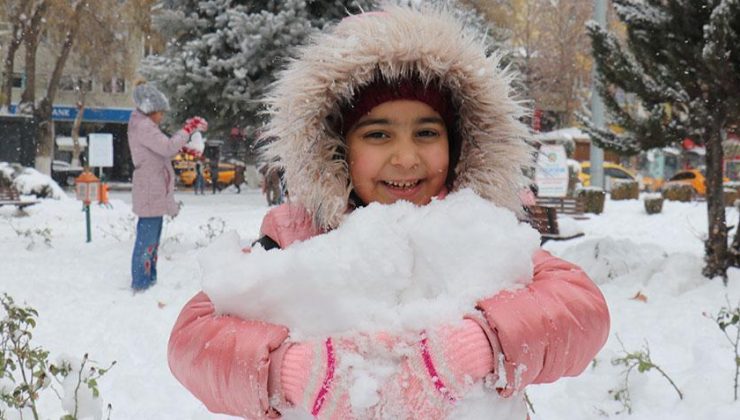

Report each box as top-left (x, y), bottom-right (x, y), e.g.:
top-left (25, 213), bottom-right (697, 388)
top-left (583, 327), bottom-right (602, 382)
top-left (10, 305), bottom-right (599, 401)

top-left (2, 187), bottom-right (740, 419)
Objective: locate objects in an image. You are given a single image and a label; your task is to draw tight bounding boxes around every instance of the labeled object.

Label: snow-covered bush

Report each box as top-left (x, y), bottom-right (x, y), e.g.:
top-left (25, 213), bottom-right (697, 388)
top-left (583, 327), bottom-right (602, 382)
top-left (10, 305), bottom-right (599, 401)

top-left (610, 338), bottom-right (683, 414)
top-left (662, 184), bottom-right (694, 202)
top-left (196, 216), bottom-right (226, 248)
top-left (98, 215), bottom-right (136, 242)
top-left (567, 160), bottom-right (581, 196)
top-left (610, 180), bottom-right (639, 201)
top-left (643, 195), bottom-right (664, 215)
top-left (715, 299), bottom-right (740, 401)
top-left (577, 187), bottom-right (606, 214)
top-left (9, 223), bottom-right (53, 250)
top-left (0, 162), bottom-right (66, 200)
top-left (0, 294), bottom-right (115, 419)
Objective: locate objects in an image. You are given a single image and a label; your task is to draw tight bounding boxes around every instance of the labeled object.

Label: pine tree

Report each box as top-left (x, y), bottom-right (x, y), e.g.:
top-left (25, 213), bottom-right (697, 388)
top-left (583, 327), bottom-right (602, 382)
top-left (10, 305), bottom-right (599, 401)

top-left (140, 0), bottom-right (375, 136)
top-left (584, 0), bottom-right (740, 280)
top-left (140, 0), bottom-right (508, 137)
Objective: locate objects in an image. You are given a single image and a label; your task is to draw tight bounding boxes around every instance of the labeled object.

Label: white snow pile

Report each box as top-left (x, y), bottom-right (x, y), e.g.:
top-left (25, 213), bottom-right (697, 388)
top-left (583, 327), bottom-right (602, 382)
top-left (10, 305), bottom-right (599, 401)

top-left (0, 161), bottom-right (67, 200)
top-left (199, 189), bottom-right (540, 338)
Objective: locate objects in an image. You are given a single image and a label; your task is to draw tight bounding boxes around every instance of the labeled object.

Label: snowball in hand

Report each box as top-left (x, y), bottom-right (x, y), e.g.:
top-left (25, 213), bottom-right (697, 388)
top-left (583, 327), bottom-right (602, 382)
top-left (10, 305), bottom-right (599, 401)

top-left (199, 189), bottom-right (540, 339)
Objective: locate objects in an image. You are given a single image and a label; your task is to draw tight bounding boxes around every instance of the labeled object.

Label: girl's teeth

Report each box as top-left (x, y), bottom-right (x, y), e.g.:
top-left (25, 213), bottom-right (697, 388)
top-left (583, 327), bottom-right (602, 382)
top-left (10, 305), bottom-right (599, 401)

top-left (386, 180), bottom-right (418, 188)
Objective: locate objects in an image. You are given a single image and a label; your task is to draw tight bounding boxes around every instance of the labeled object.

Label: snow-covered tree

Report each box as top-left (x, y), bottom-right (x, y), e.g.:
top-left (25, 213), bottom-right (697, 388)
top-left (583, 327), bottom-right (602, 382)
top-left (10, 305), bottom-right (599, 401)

top-left (140, 0), bottom-right (375, 136)
top-left (141, 0), bottom-right (509, 137)
top-left (584, 0), bottom-right (740, 280)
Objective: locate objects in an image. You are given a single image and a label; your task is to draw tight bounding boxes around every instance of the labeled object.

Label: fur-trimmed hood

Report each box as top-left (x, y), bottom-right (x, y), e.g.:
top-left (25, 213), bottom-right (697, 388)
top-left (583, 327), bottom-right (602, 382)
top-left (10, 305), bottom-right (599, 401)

top-left (263, 4), bottom-right (533, 230)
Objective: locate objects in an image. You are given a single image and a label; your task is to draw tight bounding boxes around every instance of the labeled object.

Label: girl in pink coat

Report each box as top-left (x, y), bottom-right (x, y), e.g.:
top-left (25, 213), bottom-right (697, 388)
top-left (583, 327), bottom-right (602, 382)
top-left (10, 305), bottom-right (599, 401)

top-left (168, 5), bottom-right (610, 419)
top-left (128, 81), bottom-right (207, 291)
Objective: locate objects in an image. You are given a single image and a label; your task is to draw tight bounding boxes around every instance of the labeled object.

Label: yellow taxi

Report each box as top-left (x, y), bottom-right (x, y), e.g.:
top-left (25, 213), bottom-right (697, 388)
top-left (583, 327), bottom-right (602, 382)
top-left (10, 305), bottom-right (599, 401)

top-left (663, 169), bottom-right (729, 196)
top-left (578, 162), bottom-right (637, 187)
top-left (179, 161), bottom-right (236, 187)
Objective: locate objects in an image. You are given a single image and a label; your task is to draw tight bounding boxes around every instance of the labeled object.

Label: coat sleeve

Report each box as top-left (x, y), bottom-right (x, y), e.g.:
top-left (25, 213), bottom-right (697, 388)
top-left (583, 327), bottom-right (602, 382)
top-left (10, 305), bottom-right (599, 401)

top-left (477, 249), bottom-right (610, 395)
top-left (168, 292), bottom-right (290, 418)
top-left (142, 123), bottom-right (189, 158)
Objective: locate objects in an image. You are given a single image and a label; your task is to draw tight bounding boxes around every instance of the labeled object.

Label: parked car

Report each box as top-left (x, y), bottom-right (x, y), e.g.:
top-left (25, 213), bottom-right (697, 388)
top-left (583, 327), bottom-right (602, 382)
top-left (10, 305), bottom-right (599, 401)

top-left (51, 160), bottom-right (84, 186)
top-left (579, 162), bottom-right (637, 190)
top-left (179, 161), bottom-right (235, 187)
top-left (662, 168), bottom-right (730, 196)
top-left (172, 153), bottom-right (196, 175)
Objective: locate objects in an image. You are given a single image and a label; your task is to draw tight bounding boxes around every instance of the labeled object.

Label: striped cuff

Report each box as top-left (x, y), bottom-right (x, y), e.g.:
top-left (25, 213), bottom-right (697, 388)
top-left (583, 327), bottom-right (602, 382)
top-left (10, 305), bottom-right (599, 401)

top-left (267, 342), bottom-right (293, 412)
top-left (421, 319), bottom-right (496, 400)
top-left (281, 342), bottom-right (317, 407)
top-left (280, 338), bottom-right (337, 417)
top-left (442, 319), bottom-right (496, 382)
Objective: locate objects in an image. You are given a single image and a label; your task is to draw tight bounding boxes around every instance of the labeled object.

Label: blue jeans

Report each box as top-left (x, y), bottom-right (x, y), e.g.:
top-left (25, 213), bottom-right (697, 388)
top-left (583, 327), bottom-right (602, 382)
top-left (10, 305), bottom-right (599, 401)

top-left (194, 174), bottom-right (205, 194)
top-left (131, 217), bottom-right (163, 290)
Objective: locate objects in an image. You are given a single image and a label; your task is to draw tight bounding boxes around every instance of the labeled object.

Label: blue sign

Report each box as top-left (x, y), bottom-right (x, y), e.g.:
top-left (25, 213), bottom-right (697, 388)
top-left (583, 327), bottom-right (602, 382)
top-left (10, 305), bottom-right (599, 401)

top-left (9, 104), bottom-right (132, 123)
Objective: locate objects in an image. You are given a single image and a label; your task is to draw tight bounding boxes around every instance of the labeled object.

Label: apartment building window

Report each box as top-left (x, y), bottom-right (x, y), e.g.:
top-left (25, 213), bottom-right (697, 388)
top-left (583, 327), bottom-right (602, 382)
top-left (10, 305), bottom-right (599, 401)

top-left (103, 77), bottom-right (126, 93)
top-left (11, 72), bottom-right (24, 89)
top-left (59, 76), bottom-right (93, 92)
top-left (80, 78), bottom-right (93, 92)
top-left (143, 33), bottom-right (165, 57)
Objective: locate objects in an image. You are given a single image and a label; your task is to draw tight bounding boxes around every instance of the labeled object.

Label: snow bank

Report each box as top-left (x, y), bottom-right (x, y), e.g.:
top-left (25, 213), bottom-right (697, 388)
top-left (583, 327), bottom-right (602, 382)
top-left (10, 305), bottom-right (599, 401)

top-left (0, 161), bottom-right (67, 200)
top-left (200, 189), bottom-right (540, 338)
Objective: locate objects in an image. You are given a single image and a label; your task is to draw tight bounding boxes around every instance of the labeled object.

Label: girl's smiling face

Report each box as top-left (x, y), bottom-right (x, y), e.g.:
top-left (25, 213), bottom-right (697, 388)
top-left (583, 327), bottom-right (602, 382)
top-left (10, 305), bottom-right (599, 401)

top-left (346, 100), bottom-right (450, 206)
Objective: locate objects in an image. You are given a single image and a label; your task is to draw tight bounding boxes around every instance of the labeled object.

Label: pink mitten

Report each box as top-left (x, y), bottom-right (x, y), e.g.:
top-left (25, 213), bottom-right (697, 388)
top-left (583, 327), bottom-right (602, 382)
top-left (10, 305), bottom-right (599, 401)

top-left (182, 116), bottom-right (208, 134)
top-left (375, 319), bottom-right (496, 418)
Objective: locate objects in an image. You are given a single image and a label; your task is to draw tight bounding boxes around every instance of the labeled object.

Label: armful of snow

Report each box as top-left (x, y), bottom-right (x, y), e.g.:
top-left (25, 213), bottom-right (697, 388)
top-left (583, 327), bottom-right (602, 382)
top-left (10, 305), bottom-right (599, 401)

top-left (200, 190), bottom-right (542, 340)
top-left (476, 249), bottom-right (610, 396)
top-left (167, 292), bottom-right (289, 418)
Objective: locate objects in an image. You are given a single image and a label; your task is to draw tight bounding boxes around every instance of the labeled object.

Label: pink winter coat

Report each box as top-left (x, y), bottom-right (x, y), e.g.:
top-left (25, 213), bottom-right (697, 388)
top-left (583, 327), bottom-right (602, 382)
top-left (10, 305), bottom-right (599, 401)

top-left (168, 204), bottom-right (610, 419)
top-left (128, 110), bottom-right (189, 217)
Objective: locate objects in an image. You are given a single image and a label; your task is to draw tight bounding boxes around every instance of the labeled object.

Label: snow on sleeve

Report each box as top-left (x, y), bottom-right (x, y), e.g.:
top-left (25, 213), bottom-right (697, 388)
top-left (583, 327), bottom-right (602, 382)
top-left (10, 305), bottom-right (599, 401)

top-left (199, 189), bottom-right (541, 339)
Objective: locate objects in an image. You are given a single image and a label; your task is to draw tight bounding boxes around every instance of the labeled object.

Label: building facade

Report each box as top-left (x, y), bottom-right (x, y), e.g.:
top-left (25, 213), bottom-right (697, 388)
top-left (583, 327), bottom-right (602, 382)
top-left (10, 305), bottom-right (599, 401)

top-left (0, 17), bottom-right (162, 181)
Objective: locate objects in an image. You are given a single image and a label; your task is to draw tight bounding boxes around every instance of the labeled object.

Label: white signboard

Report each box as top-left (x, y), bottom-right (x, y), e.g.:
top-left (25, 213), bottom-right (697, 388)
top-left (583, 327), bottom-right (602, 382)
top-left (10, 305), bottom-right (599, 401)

top-left (534, 144), bottom-right (569, 198)
top-left (87, 133), bottom-right (114, 168)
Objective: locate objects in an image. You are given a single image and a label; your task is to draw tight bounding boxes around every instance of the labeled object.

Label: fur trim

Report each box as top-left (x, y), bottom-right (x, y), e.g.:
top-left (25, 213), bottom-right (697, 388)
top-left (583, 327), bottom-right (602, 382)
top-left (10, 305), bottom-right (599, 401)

top-left (262, 5), bottom-right (533, 230)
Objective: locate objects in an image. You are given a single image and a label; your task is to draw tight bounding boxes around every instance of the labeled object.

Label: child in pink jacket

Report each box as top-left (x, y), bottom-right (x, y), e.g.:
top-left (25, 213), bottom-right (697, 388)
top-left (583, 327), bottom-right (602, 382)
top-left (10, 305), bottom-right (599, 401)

top-left (168, 5), bottom-right (609, 419)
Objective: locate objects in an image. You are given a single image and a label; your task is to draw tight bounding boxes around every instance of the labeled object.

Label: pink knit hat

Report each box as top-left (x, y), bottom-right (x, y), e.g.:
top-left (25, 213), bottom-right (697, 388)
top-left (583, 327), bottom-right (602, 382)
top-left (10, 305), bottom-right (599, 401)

top-left (340, 78), bottom-right (455, 135)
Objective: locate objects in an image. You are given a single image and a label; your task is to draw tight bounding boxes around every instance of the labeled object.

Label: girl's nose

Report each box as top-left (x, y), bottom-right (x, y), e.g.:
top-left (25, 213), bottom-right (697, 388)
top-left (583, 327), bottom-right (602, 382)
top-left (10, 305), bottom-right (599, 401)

top-left (390, 138), bottom-right (421, 169)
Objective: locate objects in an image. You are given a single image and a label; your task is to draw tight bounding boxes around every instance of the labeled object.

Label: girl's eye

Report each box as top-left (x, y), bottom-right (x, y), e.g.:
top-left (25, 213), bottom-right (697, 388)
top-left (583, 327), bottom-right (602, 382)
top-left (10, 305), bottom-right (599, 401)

top-left (416, 129), bottom-right (439, 138)
top-left (364, 131), bottom-right (390, 140)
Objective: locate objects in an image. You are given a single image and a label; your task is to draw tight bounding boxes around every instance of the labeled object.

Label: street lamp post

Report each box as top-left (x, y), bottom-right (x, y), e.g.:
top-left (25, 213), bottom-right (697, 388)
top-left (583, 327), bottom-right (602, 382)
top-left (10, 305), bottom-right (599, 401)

top-left (75, 170), bottom-right (100, 243)
top-left (590, 0), bottom-right (607, 190)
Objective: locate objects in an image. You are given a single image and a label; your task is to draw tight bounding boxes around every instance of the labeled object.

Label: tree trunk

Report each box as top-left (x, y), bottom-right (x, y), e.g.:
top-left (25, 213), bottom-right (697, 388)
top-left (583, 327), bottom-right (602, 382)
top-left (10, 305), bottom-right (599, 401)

top-left (33, 1), bottom-right (84, 175)
top-left (18, 1), bottom-right (49, 114)
top-left (1, 30), bottom-right (22, 111)
top-left (34, 99), bottom-right (54, 175)
top-left (702, 111), bottom-right (729, 282)
top-left (71, 89), bottom-right (86, 167)
top-left (19, 33), bottom-right (39, 111)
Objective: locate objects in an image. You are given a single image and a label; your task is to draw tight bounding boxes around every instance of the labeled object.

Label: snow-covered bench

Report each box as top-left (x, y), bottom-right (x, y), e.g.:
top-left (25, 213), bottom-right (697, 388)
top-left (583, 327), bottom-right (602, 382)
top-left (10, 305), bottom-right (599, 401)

top-left (0, 184), bottom-right (38, 209)
top-left (535, 196), bottom-right (586, 217)
top-left (526, 204), bottom-right (584, 244)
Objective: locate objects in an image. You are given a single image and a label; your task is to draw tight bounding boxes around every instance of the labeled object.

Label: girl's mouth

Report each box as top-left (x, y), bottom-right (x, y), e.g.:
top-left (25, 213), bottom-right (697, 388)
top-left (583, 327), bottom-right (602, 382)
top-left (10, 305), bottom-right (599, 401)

top-left (382, 179), bottom-right (422, 189)
top-left (381, 179), bottom-right (424, 201)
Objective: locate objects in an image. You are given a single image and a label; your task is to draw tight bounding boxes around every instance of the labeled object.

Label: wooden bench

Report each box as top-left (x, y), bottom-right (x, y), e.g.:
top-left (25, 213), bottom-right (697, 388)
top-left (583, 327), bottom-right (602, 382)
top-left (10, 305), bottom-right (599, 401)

top-left (0, 183), bottom-right (38, 209)
top-left (535, 196), bottom-right (587, 218)
top-left (525, 204), bottom-right (585, 244)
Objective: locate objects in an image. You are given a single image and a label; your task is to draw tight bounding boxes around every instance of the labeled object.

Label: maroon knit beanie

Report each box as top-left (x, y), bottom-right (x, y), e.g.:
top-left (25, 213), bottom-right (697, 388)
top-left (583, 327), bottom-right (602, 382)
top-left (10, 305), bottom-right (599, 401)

top-left (340, 78), bottom-right (455, 135)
